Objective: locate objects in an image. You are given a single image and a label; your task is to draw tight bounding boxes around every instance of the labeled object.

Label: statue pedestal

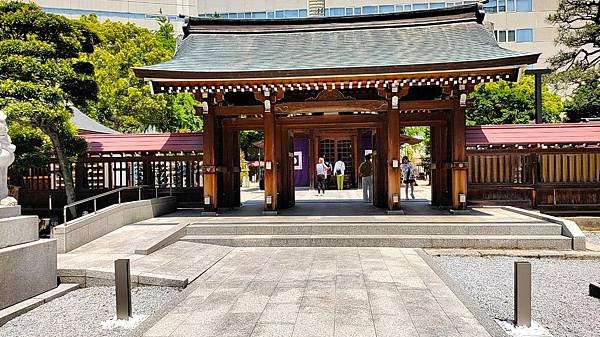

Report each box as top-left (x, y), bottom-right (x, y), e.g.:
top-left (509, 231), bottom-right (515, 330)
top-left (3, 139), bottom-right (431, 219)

top-left (0, 205), bottom-right (21, 219)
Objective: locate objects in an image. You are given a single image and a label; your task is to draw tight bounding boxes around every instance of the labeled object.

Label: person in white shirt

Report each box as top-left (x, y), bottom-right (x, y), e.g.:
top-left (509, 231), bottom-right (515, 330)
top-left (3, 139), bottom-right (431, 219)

top-left (315, 157), bottom-right (328, 195)
top-left (333, 158), bottom-right (346, 190)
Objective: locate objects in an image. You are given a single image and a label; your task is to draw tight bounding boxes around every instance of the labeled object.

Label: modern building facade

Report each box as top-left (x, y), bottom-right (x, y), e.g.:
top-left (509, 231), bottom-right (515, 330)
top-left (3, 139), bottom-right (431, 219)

top-left (26, 0), bottom-right (558, 67)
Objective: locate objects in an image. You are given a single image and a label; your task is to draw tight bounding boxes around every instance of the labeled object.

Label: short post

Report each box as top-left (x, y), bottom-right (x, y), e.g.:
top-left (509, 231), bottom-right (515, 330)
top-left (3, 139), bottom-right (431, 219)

top-left (49, 194), bottom-right (53, 210)
top-left (93, 199), bottom-right (97, 213)
top-left (118, 190), bottom-right (121, 204)
top-left (155, 187), bottom-right (158, 198)
top-left (138, 186), bottom-right (142, 200)
top-left (514, 261), bottom-right (532, 327)
top-left (63, 207), bottom-right (67, 224)
top-left (114, 259), bottom-right (132, 320)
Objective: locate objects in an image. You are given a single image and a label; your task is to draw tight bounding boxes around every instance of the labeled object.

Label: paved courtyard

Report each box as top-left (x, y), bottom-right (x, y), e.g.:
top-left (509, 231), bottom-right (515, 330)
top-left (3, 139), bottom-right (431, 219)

top-left (142, 247), bottom-right (491, 337)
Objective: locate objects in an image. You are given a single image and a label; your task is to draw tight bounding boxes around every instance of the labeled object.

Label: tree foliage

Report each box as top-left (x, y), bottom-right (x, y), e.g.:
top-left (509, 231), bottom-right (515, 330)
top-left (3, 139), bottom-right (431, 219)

top-left (78, 15), bottom-right (201, 132)
top-left (548, 0), bottom-right (600, 85)
top-left (0, 1), bottom-right (95, 208)
top-left (548, 0), bottom-right (600, 121)
top-left (564, 79), bottom-right (600, 121)
top-left (466, 75), bottom-right (563, 125)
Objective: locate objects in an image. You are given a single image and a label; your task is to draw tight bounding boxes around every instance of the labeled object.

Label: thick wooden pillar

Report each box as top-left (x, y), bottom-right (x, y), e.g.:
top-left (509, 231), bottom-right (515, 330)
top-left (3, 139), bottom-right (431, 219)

top-left (451, 99), bottom-right (468, 210)
top-left (373, 124), bottom-right (388, 208)
top-left (202, 109), bottom-right (218, 212)
top-left (386, 108), bottom-right (402, 212)
top-left (221, 130), bottom-right (240, 208)
top-left (352, 132), bottom-right (359, 188)
top-left (430, 125), bottom-right (449, 206)
top-left (263, 105), bottom-right (278, 213)
top-left (278, 128), bottom-right (295, 209)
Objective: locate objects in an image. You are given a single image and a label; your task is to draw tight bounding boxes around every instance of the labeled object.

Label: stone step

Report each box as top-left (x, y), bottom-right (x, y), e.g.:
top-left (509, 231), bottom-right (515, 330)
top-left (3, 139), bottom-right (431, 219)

top-left (186, 223), bottom-right (563, 236)
top-left (180, 234), bottom-right (572, 250)
top-left (0, 216), bottom-right (39, 249)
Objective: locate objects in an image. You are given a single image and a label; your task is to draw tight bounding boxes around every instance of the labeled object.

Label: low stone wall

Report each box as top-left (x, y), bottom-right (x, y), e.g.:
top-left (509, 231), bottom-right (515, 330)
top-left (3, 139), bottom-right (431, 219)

top-left (501, 206), bottom-right (587, 251)
top-left (0, 239), bottom-right (57, 310)
top-left (52, 196), bottom-right (176, 253)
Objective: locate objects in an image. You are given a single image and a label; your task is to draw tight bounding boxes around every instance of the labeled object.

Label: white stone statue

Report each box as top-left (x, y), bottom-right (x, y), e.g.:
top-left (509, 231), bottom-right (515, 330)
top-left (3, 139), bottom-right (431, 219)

top-left (0, 111), bottom-right (16, 205)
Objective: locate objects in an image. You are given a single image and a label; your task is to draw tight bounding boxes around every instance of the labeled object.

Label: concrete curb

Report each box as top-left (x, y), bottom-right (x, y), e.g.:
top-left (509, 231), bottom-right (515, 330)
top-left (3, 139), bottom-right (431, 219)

top-left (0, 284), bottom-right (79, 327)
top-left (417, 249), bottom-right (510, 337)
top-left (497, 206), bottom-right (587, 251)
top-left (58, 267), bottom-right (189, 289)
top-left (425, 248), bottom-right (600, 259)
top-left (134, 221), bottom-right (189, 255)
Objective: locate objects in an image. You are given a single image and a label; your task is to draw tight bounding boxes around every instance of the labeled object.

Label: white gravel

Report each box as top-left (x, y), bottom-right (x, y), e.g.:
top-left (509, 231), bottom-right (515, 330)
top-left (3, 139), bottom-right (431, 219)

top-left (0, 286), bottom-right (179, 337)
top-left (586, 232), bottom-right (600, 247)
top-left (435, 256), bottom-right (600, 337)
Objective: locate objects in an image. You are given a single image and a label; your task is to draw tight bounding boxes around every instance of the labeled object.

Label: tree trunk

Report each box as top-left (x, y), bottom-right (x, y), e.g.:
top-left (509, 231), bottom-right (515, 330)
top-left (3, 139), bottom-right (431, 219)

top-left (46, 130), bottom-right (77, 220)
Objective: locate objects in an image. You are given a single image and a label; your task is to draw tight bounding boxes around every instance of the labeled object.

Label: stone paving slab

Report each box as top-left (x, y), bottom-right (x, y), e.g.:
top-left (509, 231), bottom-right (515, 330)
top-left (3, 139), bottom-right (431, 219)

top-left (140, 247), bottom-right (492, 337)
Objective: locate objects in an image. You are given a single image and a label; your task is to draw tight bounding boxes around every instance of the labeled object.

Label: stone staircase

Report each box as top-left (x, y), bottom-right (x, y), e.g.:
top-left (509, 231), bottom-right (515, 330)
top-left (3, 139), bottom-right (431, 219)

top-left (181, 221), bottom-right (573, 250)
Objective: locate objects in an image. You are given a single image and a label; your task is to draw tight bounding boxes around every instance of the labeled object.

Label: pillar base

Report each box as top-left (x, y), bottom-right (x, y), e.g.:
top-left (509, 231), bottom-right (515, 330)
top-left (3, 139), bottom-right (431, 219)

top-left (449, 208), bottom-right (471, 215)
top-left (201, 211), bottom-right (218, 217)
top-left (386, 209), bottom-right (405, 215)
top-left (262, 210), bottom-right (278, 216)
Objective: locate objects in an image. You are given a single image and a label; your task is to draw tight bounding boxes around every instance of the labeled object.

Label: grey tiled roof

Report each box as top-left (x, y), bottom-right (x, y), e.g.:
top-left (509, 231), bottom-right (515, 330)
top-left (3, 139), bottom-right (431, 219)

top-left (136, 5), bottom-right (538, 79)
top-left (70, 106), bottom-right (119, 134)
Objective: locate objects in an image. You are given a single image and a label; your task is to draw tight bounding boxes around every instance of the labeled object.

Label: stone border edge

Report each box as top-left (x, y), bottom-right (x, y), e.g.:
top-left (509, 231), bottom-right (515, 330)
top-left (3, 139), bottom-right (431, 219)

top-left (497, 206), bottom-right (586, 251)
top-left (0, 284), bottom-right (79, 327)
top-left (133, 221), bottom-right (189, 255)
top-left (417, 248), bottom-right (510, 337)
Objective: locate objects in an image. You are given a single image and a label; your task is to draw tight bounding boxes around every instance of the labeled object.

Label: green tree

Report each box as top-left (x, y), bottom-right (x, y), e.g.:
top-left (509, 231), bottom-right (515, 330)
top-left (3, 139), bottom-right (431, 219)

top-left (466, 75), bottom-right (563, 125)
top-left (0, 1), bottom-right (95, 213)
top-left (548, 1), bottom-right (600, 121)
top-left (548, 0), bottom-right (600, 86)
top-left (564, 79), bottom-right (600, 121)
top-left (78, 15), bottom-right (201, 132)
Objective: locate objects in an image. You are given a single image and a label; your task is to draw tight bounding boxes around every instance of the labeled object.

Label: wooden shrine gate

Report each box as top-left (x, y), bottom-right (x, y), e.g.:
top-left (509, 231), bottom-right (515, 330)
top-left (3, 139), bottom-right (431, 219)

top-left (200, 93), bottom-right (469, 214)
top-left (134, 4), bottom-right (538, 214)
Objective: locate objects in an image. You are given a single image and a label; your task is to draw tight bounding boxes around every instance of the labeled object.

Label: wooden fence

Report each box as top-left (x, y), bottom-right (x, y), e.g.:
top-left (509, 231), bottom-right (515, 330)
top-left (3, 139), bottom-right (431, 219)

top-left (467, 149), bottom-right (600, 210)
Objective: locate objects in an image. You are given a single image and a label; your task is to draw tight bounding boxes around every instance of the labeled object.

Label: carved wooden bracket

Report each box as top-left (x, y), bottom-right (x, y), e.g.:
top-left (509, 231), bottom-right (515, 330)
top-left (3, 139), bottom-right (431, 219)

top-left (306, 89), bottom-right (355, 102)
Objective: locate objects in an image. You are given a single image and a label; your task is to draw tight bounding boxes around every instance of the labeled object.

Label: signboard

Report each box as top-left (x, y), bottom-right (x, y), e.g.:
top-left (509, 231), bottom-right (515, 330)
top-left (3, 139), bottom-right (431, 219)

top-left (293, 151), bottom-right (303, 170)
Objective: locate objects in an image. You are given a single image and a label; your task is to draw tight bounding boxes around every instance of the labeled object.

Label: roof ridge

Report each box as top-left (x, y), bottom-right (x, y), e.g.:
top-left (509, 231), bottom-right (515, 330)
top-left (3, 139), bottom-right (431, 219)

top-left (183, 4), bottom-right (485, 36)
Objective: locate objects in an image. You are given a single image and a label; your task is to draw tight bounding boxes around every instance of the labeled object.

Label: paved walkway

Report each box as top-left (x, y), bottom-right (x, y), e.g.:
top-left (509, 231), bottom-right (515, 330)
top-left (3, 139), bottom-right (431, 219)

top-left (143, 247), bottom-right (491, 337)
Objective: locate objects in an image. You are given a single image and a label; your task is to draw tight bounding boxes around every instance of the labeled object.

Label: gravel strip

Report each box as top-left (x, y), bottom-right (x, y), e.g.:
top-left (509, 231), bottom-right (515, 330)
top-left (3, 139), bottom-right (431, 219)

top-left (0, 286), bottom-right (179, 337)
top-left (586, 232), bottom-right (600, 247)
top-left (434, 256), bottom-right (600, 337)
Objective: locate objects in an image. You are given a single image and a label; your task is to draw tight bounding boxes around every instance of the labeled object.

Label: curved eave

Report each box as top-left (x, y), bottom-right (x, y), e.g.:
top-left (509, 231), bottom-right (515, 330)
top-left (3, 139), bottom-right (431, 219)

top-left (134, 54), bottom-right (539, 83)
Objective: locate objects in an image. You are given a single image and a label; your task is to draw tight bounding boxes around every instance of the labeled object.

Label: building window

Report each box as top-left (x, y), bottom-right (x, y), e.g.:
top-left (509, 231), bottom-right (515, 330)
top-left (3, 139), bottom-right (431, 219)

top-left (484, 0), bottom-right (497, 13)
top-left (516, 0), bottom-right (532, 12)
top-left (252, 12), bottom-right (266, 19)
top-left (495, 29), bottom-right (519, 42)
top-left (379, 5), bottom-right (395, 13)
top-left (329, 7), bottom-right (344, 16)
top-left (413, 3), bottom-right (429, 10)
top-left (498, 0), bottom-right (506, 11)
top-left (299, 9), bottom-right (308, 17)
top-left (354, 7), bottom-right (362, 14)
top-left (362, 6), bottom-right (378, 14)
top-left (346, 8), bottom-right (353, 15)
top-left (430, 3), bottom-right (446, 9)
top-left (516, 28), bottom-right (533, 42)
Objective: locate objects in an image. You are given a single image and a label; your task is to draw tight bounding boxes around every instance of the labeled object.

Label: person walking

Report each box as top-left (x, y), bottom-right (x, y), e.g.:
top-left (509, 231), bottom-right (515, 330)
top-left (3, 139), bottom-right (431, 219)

top-left (358, 154), bottom-right (373, 202)
top-left (401, 156), bottom-right (417, 200)
top-left (333, 157), bottom-right (345, 190)
top-left (315, 157), bottom-right (328, 195)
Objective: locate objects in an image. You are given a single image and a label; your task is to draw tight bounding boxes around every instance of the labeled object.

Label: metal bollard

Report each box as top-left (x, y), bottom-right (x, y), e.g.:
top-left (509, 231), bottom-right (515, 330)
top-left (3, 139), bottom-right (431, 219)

top-left (514, 261), bottom-right (531, 327)
top-left (115, 259), bottom-right (132, 320)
